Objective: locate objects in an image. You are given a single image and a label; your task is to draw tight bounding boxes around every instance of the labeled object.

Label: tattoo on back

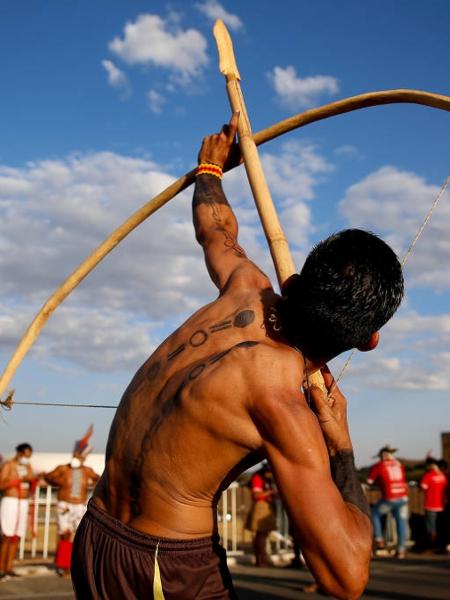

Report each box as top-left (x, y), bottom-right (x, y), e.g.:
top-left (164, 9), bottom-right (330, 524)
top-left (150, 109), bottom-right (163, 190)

top-left (234, 310), bottom-right (255, 328)
top-left (208, 348), bottom-right (233, 365)
top-left (146, 361), bottom-right (161, 381)
top-left (127, 336), bottom-right (260, 517)
top-left (168, 344), bottom-right (185, 360)
top-left (189, 330), bottom-right (208, 347)
top-left (235, 340), bottom-right (259, 348)
top-left (163, 310), bottom-right (256, 363)
top-left (210, 310), bottom-right (255, 334)
top-left (126, 310), bottom-right (258, 396)
top-left (210, 319), bottom-right (232, 332)
top-left (189, 364), bottom-right (206, 380)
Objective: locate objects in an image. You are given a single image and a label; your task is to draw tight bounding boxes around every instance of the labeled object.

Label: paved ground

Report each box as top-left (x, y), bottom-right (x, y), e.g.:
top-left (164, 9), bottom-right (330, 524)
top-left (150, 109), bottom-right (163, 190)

top-left (0, 556), bottom-right (449, 599)
top-left (231, 556), bottom-right (450, 599)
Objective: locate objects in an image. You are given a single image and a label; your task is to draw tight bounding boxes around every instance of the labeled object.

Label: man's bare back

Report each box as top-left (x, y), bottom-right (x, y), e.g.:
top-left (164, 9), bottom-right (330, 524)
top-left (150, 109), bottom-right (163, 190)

top-left (95, 264), bottom-right (301, 538)
top-left (71, 113), bottom-right (404, 599)
top-left (46, 463), bottom-right (98, 504)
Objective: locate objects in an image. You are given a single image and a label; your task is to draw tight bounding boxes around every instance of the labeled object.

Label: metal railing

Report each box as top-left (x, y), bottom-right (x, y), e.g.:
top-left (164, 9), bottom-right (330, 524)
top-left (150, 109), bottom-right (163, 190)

top-left (19, 485), bottom-right (54, 560)
top-left (16, 482), bottom-right (291, 560)
top-left (14, 483), bottom-right (417, 561)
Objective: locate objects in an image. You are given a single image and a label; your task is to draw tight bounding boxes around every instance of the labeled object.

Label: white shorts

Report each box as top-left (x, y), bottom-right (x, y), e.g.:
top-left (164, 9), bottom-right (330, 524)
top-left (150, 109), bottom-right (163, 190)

top-left (57, 501), bottom-right (87, 534)
top-left (0, 497), bottom-right (29, 538)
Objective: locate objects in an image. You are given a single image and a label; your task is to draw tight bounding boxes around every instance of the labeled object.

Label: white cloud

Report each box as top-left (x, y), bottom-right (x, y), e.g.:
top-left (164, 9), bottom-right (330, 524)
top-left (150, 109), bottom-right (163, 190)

top-left (268, 65), bottom-right (339, 110)
top-left (44, 306), bottom-right (155, 372)
top-left (331, 308), bottom-right (450, 392)
top-left (222, 140), bottom-right (334, 264)
top-left (108, 13), bottom-right (208, 84)
top-left (147, 89), bottom-right (165, 114)
top-left (195, 1), bottom-right (243, 31)
top-left (1, 146), bottom-right (448, 395)
top-left (339, 166), bottom-right (450, 291)
top-left (261, 141), bottom-right (333, 203)
top-left (334, 144), bottom-right (359, 157)
top-left (332, 165), bottom-right (450, 392)
top-left (0, 141), bottom-right (333, 372)
top-left (0, 153), bottom-right (247, 370)
top-left (261, 141), bottom-right (334, 258)
top-left (101, 59), bottom-right (130, 98)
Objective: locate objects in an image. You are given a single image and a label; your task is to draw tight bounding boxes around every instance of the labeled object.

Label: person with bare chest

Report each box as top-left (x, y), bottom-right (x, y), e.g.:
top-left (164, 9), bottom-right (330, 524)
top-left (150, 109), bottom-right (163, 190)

top-left (0, 443), bottom-right (34, 581)
top-left (71, 113), bottom-right (404, 599)
top-left (45, 427), bottom-right (99, 575)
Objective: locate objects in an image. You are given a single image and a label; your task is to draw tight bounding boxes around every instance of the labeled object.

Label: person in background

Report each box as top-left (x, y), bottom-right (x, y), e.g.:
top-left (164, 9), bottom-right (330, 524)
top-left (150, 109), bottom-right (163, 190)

top-left (245, 463), bottom-right (277, 567)
top-left (0, 443), bottom-right (34, 581)
top-left (367, 445), bottom-right (409, 559)
top-left (45, 427), bottom-right (99, 576)
top-left (437, 459), bottom-right (450, 553)
top-left (420, 457), bottom-right (448, 551)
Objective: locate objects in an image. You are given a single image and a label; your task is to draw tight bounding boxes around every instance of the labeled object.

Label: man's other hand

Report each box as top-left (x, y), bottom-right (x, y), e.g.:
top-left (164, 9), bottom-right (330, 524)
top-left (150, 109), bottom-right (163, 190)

top-left (198, 111), bottom-right (240, 169)
top-left (309, 366), bottom-right (352, 456)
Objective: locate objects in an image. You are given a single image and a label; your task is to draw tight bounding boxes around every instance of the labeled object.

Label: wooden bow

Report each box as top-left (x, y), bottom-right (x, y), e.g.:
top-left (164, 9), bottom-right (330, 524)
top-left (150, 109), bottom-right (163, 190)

top-left (1, 73), bottom-right (449, 401)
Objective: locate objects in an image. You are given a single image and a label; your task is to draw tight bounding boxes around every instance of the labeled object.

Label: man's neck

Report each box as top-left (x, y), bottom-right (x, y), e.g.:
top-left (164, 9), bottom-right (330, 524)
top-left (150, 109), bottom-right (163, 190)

top-left (269, 297), bottom-right (331, 369)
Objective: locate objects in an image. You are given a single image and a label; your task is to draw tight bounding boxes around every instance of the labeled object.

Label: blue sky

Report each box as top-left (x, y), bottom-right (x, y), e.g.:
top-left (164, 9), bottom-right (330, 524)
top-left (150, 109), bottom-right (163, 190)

top-left (0, 0), bottom-right (449, 467)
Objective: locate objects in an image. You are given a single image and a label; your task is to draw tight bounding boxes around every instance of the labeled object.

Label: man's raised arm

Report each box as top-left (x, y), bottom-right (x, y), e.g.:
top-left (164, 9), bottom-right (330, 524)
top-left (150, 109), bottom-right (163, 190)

top-left (251, 367), bottom-right (372, 600)
top-left (193, 112), bottom-right (252, 290)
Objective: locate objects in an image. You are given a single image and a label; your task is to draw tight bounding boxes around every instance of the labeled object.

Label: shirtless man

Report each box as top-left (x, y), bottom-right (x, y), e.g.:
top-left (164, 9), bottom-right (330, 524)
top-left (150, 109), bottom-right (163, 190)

top-left (72, 113), bottom-right (404, 600)
top-left (45, 434), bottom-right (99, 575)
top-left (0, 443), bottom-right (34, 581)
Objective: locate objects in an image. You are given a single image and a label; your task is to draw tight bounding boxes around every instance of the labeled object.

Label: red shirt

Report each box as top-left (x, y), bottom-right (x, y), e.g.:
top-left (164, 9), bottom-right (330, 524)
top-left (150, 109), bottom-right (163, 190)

top-left (250, 473), bottom-right (272, 502)
top-left (420, 470), bottom-right (448, 511)
top-left (367, 458), bottom-right (408, 500)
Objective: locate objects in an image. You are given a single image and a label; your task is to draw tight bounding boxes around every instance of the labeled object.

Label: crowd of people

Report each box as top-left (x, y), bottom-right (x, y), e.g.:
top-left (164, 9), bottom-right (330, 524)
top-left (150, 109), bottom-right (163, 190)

top-left (245, 447), bottom-right (449, 570)
top-left (0, 427), bottom-right (99, 582)
top-left (0, 434), bottom-right (448, 588)
top-left (368, 445), bottom-right (449, 557)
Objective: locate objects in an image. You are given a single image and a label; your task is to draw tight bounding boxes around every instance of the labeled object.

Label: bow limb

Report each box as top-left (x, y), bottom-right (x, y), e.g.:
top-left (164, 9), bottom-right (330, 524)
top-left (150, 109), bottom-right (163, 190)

top-left (253, 88), bottom-right (450, 146)
top-left (0, 171), bottom-right (195, 399)
top-left (1, 89), bottom-right (449, 399)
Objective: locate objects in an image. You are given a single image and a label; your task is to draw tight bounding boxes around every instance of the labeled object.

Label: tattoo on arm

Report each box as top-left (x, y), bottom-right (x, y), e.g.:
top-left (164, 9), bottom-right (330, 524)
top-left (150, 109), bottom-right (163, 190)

top-left (192, 174), bottom-right (230, 207)
top-left (330, 450), bottom-right (371, 519)
top-left (193, 174), bottom-right (246, 258)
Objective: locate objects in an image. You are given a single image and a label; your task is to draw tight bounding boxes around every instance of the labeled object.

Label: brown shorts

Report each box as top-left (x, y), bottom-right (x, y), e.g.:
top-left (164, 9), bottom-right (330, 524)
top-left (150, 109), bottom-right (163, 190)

top-left (71, 500), bottom-right (237, 600)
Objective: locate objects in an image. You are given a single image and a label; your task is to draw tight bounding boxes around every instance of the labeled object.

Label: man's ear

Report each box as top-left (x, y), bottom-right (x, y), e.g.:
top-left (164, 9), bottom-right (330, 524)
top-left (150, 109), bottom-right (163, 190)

top-left (281, 273), bottom-right (301, 296)
top-left (357, 331), bottom-right (379, 352)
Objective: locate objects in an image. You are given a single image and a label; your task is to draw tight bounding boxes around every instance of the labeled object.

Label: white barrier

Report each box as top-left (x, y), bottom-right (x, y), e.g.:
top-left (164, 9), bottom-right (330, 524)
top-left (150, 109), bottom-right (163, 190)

top-left (16, 483), bottom-right (250, 560)
top-left (19, 484), bottom-right (54, 560)
top-left (15, 482), bottom-right (293, 561)
top-left (13, 484), bottom-right (412, 562)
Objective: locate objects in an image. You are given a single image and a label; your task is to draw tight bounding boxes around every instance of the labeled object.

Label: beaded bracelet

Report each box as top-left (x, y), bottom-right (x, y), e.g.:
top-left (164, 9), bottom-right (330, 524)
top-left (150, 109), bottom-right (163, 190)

top-left (195, 162), bottom-right (223, 179)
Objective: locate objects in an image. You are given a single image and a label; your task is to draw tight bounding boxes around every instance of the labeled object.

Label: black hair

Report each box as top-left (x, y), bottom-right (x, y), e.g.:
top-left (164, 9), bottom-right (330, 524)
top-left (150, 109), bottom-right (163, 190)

top-left (281, 229), bottom-right (404, 358)
top-left (426, 456), bottom-right (438, 467)
top-left (437, 459), bottom-right (448, 471)
top-left (15, 443), bottom-right (33, 454)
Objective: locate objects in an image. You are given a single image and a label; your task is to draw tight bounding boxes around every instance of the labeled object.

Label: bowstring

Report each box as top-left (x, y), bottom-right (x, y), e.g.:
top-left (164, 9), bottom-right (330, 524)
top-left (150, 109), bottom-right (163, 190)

top-left (0, 398), bottom-right (118, 412)
top-left (328, 174), bottom-right (450, 398)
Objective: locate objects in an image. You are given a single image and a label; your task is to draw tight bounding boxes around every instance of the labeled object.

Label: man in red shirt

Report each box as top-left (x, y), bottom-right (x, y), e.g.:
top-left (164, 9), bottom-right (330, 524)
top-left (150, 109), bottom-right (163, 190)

top-left (420, 457), bottom-right (448, 548)
top-left (367, 445), bottom-right (409, 558)
top-left (245, 464), bottom-right (277, 566)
